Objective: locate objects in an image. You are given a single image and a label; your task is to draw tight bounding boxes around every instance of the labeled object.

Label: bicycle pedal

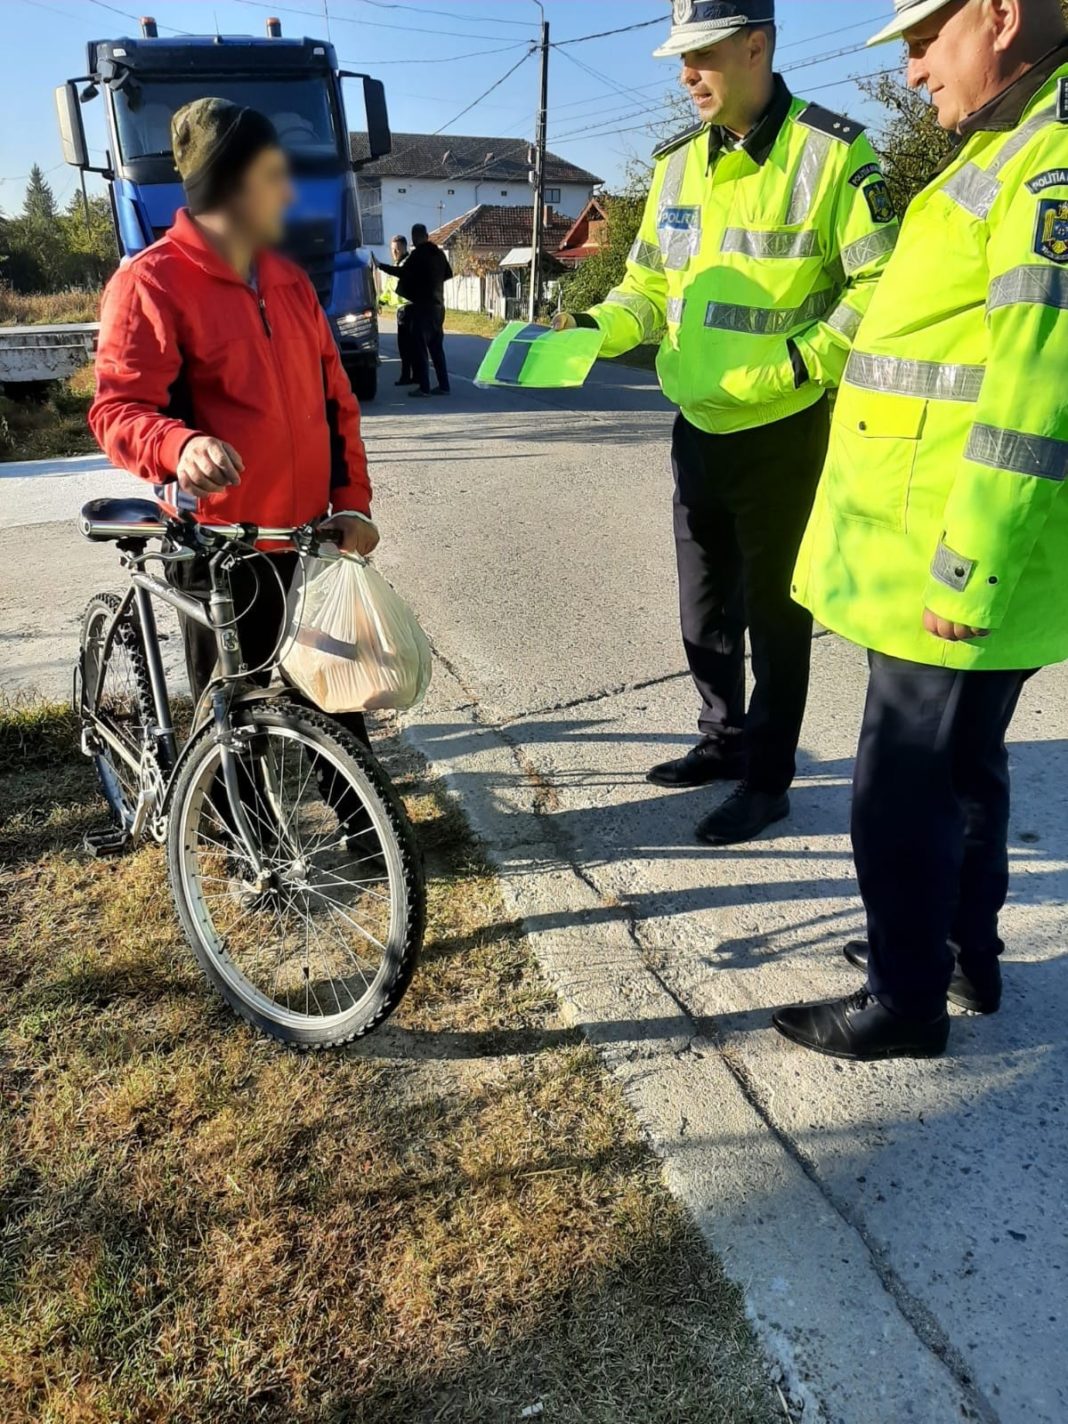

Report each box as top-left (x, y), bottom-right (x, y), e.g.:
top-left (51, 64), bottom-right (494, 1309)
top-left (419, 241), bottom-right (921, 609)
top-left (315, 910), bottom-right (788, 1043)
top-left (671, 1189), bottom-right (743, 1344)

top-left (83, 826), bottom-right (133, 858)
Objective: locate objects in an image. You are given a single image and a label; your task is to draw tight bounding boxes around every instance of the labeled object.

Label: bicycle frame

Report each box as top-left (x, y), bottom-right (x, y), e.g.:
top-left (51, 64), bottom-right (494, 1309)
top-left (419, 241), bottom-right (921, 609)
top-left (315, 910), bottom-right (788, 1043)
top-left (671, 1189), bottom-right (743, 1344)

top-left (81, 520), bottom-right (329, 864)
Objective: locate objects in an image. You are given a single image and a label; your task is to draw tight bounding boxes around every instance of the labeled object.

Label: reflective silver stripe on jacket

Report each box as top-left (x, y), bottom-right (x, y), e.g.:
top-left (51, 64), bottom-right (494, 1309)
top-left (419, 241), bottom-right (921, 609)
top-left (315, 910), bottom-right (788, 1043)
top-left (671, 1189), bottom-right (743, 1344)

top-left (930, 541), bottom-right (975, 593)
top-left (657, 145), bottom-right (698, 270)
top-left (629, 238), bottom-right (664, 273)
top-left (667, 296), bottom-right (686, 325)
top-left (988, 264), bottom-right (1068, 313)
top-left (965, 422), bottom-right (1068, 481)
top-left (721, 228), bottom-right (820, 259)
top-left (786, 130), bottom-right (833, 225)
top-left (988, 103), bottom-right (1057, 175)
top-left (942, 101), bottom-right (1057, 218)
top-left (840, 225), bottom-right (898, 275)
top-left (942, 163), bottom-right (1002, 219)
top-left (604, 290), bottom-right (659, 340)
top-left (825, 299), bottom-right (863, 340)
top-left (844, 351), bottom-right (986, 402)
top-left (704, 289), bottom-right (833, 336)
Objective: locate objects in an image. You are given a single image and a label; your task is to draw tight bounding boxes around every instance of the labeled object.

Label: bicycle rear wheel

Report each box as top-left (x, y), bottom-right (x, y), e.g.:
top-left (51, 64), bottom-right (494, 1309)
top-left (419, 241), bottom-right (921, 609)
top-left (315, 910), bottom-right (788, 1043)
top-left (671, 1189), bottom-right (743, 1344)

top-left (79, 592), bottom-right (154, 833)
top-left (167, 699), bottom-right (424, 1048)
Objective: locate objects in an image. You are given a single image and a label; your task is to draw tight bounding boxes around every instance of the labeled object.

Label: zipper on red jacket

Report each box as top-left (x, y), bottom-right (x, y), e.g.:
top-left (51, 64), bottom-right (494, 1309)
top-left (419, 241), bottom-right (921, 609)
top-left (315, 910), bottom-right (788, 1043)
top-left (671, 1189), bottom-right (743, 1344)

top-left (258, 297), bottom-right (272, 338)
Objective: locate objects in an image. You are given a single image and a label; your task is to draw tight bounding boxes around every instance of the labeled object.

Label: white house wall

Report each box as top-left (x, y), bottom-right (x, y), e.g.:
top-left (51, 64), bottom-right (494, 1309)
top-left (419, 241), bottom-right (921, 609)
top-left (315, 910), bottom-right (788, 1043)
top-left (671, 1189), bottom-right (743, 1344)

top-left (365, 177), bottom-right (595, 257)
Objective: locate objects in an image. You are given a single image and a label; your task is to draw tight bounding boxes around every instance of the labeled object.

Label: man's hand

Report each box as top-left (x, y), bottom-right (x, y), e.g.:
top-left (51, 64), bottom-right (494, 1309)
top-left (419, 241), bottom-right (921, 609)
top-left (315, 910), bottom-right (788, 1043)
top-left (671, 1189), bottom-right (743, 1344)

top-left (551, 312), bottom-right (577, 332)
top-left (923, 608), bottom-right (990, 642)
top-left (176, 436), bottom-right (243, 498)
top-left (318, 514), bottom-right (381, 557)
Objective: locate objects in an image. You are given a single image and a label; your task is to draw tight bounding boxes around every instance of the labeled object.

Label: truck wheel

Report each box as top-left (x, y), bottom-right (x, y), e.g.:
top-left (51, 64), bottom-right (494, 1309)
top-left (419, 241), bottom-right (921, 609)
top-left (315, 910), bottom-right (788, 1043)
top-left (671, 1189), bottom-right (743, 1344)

top-left (349, 365), bottom-right (378, 404)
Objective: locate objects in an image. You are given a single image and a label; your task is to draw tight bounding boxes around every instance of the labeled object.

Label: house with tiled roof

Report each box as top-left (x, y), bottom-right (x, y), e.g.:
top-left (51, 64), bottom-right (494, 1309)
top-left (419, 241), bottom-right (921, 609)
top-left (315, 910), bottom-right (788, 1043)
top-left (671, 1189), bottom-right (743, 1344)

top-left (351, 131), bottom-right (601, 258)
top-left (429, 204), bottom-right (575, 269)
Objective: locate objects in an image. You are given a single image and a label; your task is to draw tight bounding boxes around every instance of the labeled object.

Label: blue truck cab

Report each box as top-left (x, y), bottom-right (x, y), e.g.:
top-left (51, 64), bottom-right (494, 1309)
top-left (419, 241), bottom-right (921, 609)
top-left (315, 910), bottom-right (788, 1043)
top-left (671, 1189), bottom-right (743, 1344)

top-left (55, 15), bottom-right (391, 401)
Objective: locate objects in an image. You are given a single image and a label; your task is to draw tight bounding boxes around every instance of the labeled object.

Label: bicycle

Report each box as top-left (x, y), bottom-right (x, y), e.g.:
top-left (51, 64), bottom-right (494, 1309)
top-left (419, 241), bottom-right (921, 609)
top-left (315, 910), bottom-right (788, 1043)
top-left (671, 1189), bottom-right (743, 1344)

top-left (75, 495), bottom-right (425, 1049)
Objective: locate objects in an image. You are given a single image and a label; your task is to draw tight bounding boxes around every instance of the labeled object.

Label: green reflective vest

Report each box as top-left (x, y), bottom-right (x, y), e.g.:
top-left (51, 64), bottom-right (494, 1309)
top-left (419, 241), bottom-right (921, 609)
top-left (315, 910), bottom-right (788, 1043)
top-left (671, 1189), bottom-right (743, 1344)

top-left (584, 85), bottom-right (898, 435)
top-left (795, 61), bottom-right (1068, 671)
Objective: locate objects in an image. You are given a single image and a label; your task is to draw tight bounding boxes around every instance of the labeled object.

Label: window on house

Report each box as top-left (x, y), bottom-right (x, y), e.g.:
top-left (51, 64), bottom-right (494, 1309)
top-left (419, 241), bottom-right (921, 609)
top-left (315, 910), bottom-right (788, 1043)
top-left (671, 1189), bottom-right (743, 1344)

top-left (545, 187), bottom-right (561, 204)
top-left (447, 188), bottom-right (455, 195)
top-left (356, 177), bottom-right (383, 246)
top-left (397, 186), bottom-right (408, 194)
top-left (500, 189), bottom-right (508, 196)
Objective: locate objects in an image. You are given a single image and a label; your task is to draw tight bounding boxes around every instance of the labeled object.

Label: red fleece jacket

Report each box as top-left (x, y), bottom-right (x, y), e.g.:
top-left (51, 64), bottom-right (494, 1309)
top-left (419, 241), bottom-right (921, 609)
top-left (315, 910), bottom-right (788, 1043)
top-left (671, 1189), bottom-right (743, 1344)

top-left (90, 209), bottom-right (372, 525)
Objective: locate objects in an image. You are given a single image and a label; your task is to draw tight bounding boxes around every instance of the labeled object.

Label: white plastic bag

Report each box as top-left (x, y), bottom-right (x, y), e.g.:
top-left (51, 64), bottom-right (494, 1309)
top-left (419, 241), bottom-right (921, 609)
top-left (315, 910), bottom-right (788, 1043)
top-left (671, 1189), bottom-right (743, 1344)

top-left (281, 552), bottom-right (432, 713)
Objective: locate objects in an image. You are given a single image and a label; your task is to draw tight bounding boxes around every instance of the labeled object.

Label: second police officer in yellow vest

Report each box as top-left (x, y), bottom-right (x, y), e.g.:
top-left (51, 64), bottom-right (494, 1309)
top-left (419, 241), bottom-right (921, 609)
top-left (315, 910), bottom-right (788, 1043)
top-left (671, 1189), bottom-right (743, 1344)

top-left (556, 0), bottom-right (899, 846)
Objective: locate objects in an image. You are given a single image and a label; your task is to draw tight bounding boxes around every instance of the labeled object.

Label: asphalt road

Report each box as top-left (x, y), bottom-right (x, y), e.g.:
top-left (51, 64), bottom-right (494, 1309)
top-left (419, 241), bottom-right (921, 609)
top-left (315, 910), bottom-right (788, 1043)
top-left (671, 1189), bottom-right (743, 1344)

top-left (2, 326), bottom-right (1066, 1424)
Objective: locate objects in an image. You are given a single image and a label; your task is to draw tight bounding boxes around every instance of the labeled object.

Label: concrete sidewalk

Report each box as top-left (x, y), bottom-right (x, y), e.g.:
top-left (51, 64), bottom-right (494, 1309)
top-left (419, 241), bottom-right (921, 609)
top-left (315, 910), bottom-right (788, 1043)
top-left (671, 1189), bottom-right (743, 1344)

top-left (2, 330), bottom-right (1065, 1423)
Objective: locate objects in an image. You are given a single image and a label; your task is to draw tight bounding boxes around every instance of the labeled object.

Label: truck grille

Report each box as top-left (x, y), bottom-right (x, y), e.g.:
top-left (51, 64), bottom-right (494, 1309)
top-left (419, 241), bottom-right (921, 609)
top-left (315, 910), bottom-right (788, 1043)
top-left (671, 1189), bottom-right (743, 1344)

top-left (283, 219), bottom-right (335, 306)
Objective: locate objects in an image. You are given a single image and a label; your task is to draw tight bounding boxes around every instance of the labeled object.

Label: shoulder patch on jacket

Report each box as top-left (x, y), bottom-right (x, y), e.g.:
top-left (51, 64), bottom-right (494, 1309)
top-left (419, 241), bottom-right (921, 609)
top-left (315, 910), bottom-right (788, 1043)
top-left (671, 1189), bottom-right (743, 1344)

top-left (795, 104), bottom-right (865, 144)
top-left (1058, 76), bottom-right (1068, 122)
top-left (652, 122), bottom-right (707, 161)
top-left (1027, 168), bottom-right (1068, 194)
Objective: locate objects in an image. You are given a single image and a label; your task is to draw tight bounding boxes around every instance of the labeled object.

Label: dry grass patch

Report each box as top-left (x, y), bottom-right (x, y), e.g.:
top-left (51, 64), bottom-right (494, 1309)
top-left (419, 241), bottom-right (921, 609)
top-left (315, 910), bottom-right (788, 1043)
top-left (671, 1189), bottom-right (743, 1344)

top-left (0, 287), bottom-right (101, 325)
top-left (1, 702), bottom-right (777, 1424)
top-left (0, 363), bottom-right (97, 463)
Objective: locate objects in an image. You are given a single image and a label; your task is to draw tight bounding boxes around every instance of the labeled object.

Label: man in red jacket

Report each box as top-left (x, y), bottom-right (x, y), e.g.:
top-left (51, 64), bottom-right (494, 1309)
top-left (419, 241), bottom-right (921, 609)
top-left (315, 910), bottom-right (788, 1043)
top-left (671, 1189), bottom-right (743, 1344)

top-left (90, 98), bottom-right (378, 706)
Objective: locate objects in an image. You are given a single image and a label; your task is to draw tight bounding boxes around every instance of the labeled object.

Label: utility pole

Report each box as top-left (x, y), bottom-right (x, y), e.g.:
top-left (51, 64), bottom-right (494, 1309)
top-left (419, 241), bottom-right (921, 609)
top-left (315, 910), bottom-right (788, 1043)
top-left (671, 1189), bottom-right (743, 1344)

top-left (528, 13), bottom-right (549, 323)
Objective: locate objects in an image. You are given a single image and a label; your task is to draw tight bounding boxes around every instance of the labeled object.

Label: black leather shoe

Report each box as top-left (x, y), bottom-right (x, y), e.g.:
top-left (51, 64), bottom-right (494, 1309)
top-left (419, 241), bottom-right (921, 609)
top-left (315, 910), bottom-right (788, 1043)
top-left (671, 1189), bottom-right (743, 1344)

top-left (430, 386), bottom-right (450, 396)
top-left (773, 987), bottom-right (950, 1060)
top-left (844, 940), bottom-right (1001, 1014)
top-left (647, 737), bottom-right (745, 788)
top-left (695, 784), bottom-right (789, 846)
top-left (409, 388), bottom-right (432, 398)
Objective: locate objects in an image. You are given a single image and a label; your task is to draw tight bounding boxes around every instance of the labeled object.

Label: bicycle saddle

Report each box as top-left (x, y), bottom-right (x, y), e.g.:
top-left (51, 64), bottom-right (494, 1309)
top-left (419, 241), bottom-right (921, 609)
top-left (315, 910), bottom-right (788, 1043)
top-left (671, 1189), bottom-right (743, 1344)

top-left (79, 497), bottom-right (168, 542)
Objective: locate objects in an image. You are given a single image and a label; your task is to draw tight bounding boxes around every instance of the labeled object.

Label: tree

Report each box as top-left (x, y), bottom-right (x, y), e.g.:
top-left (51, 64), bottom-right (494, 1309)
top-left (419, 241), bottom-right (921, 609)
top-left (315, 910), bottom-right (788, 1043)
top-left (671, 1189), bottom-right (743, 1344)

top-left (23, 165), bottom-right (58, 225)
top-left (60, 191), bottom-right (118, 287)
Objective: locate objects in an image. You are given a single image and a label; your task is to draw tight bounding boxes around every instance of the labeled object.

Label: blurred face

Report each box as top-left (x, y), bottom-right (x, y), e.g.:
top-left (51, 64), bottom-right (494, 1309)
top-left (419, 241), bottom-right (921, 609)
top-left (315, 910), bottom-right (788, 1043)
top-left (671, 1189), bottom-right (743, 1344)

top-left (680, 27), bottom-right (770, 129)
top-left (226, 146), bottom-right (294, 247)
top-left (391, 238), bottom-right (407, 262)
top-left (904, 0), bottom-right (1021, 131)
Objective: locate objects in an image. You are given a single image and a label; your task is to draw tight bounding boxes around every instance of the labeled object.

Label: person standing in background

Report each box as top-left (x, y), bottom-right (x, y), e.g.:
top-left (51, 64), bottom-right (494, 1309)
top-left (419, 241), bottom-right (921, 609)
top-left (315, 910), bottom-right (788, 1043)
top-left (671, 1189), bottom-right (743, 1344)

top-left (379, 232), bottom-right (417, 387)
top-left (376, 222), bottom-right (452, 398)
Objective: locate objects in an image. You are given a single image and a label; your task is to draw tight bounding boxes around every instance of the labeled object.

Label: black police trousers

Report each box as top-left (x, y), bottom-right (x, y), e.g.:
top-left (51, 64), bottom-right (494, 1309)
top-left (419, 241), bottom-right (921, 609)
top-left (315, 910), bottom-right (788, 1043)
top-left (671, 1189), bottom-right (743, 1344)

top-left (854, 652), bottom-right (1032, 1020)
top-left (671, 398), bottom-right (829, 794)
top-left (410, 300), bottom-right (450, 394)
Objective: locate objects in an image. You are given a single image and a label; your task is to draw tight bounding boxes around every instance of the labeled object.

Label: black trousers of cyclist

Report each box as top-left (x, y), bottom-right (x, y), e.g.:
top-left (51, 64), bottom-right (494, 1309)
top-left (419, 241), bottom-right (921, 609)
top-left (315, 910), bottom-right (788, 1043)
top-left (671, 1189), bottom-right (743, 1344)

top-left (172, 553), bottom-right (369, 823)
top-left (671, 398), bottom-right (829, 795)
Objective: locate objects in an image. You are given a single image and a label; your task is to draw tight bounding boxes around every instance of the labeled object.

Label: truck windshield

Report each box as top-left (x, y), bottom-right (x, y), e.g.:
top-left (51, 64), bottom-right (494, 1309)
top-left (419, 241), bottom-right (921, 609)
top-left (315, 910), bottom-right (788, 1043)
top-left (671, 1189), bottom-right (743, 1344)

top-left (113, 76), bottom-right (340, 162)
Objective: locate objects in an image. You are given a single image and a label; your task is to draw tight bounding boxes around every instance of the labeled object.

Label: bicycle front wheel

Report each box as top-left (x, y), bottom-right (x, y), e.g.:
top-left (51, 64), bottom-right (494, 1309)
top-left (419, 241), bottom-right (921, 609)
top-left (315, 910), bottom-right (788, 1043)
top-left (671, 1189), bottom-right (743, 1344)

top-left (167, 700), bottom-right (424, 1048)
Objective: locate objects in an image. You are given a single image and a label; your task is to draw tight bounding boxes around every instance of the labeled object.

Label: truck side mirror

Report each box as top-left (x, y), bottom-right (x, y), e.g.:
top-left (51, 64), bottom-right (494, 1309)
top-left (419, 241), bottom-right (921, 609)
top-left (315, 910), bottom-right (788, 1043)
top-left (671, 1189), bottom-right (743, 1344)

top-left (55, 81), bottom-right (89, 169)
top-left (340, 71), bottom-right (392, 169)
top-left (362, 78), bottom-right (391, 162)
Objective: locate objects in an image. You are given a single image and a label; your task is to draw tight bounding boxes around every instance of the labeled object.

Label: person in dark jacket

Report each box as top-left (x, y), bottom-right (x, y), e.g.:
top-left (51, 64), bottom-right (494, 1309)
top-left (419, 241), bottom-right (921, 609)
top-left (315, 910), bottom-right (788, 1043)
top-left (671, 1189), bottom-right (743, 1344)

top-left (90, 98), bottom-right (378, 748)
top-left (376, 223), bottom-right (452, 397)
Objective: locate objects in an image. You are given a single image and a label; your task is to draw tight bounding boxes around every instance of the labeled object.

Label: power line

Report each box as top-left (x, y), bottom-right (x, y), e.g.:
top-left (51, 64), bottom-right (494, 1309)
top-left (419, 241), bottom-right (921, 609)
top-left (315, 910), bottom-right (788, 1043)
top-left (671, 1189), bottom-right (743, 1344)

top-left (84, 0), bottom-right (190, 32)
top-left (340, 41), bottom-right (530, 65)
top-left (777, 14), bottom-right (887, 51)
top-left (780, 41), bottom-right (870, 75)
top-left (555, 16), bottom-right (664, 47)
top-left (230, 0), bottom-right (528, 42)
top-left (351, 0), bottom-right (535, 26)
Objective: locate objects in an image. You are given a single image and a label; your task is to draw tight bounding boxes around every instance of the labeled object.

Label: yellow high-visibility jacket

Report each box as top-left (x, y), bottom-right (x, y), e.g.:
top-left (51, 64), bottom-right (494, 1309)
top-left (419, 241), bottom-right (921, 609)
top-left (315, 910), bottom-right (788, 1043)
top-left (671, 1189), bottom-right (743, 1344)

top-left (582, 78), bottom-right (898, 435)
top-left (795, 53), bottom-right (1068, 671)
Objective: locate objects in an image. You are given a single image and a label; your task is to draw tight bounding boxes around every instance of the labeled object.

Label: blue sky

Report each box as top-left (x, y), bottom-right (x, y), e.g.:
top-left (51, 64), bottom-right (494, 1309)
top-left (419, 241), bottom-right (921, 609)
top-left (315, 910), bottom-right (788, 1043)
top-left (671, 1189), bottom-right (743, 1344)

top-left (0, 0), bottom-right (906, 215)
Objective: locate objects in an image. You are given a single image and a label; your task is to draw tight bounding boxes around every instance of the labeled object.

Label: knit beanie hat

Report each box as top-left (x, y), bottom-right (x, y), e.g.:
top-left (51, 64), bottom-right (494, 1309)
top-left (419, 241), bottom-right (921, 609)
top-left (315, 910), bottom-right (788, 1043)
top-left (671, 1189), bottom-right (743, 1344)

top-left (171, 98), bottom-right (280, 216)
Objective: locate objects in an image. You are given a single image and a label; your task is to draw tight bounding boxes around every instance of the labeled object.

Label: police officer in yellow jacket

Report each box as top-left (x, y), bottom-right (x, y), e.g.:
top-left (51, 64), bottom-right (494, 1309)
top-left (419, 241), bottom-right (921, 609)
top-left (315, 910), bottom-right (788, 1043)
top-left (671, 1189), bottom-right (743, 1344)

top-left (555, 0), bottom-right (898, 845)
top-left (775, 0), bottom-right (1068, 1061)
